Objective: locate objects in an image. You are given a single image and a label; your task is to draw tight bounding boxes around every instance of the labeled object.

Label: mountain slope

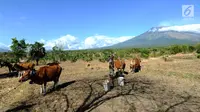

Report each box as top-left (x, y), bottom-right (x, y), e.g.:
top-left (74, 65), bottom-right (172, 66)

top-left (106, 25), bottom-right (200, 48)
top-left (0, 43), bottom-right (9, 52)
top-left (0, 48), bottom-right (9, 52)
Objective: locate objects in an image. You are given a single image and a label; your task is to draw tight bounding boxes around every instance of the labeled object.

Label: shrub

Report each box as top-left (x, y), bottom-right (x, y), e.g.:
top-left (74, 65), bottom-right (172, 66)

top-left (197, 54), bottom-right (200, 59)
top-left (162, 55), bottom-right (173, 62)
top-left (70, 56), bottom-right (78, 63)
top-left (140, 49), bottom-right (150, 59)
top-left (162, 55), bottom-right (168, 62)
top-left (170, 45), bottom-right (182, 54)
top-left (195, 43), bottom-right (200, 54)
top-left (157, 49), bottom-right (165, 56)
top-left (151, 48), bottom-right (158, 57)
top-left (181, 45), bottom-right (188, 53)
top-left (188, 45), bottom-right (195, 53)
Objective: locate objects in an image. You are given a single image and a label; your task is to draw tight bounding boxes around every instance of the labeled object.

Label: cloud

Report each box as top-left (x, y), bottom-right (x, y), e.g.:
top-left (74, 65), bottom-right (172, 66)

top-left (39, 39), bottom-right (45, 43)
top-left (39, 34), bottom-right (134, 50)
top-left (158, 24), bottom-right (200, 33)
top-left (0, 43), bottom-right (9, 49)
top-left (83, 35), bottom-right (134, 49)
top-left (41, 34), bottom-right (80, 50)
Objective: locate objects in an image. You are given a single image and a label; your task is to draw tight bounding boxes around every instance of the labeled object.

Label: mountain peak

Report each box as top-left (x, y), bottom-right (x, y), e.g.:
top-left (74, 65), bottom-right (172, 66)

top-left (148, 26), bottom-right (166, 32)
top-left (148, 24), bottom-right (200, 33)
top-left (107, 24), bottom-right (200, 49)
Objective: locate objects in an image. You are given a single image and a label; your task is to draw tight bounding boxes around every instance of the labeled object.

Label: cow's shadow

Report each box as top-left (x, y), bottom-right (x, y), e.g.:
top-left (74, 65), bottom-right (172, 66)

top-left (46, 80), bottom-right (76, 95)
top-left (5, 103), bottom-right (36, 112)
top-left (0, 72), bottom-right (18, 79)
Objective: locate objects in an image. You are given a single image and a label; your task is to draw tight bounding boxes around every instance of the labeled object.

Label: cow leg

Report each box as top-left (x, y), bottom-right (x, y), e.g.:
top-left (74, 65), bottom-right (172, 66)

top-left (40, 85), bottom-right (43, 94)
top-left (53, 80), bottom-right (58, 90)
top-left (18, 71), bottom-right (23, 78)
top-left (8, 67), bottom-right (11, 74)
top-left (129, 66), bottom-right (132, 73)
top-left (18, 71), bottom-right (21, 78)
top-left (43, 82), bottom-right (47, 95)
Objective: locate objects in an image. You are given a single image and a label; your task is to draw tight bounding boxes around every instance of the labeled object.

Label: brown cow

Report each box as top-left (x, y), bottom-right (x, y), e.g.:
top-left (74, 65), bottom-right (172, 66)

top-left (47, 62), bottom-right (60, 66)
top-left (114, 59), bottom-right (122, 70)
top-left (14, 62), bottom-right (35, 70)
top-left (114, 58), bottom-right (128, 76)
top-left (114, 58), bottom-right (126, 71)
top-left (14, 62), bottom-right (35, 77)
top-left (18, 64), bottom-right (62, 95)
top-left (130, 58), bottom-right (141, 73)
top-left (121, 59), bottom-right (126, 71)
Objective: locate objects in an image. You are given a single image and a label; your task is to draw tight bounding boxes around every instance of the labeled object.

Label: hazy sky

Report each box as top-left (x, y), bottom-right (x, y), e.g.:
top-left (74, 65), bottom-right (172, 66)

top-left (0, 0), bottom-right (199, 49)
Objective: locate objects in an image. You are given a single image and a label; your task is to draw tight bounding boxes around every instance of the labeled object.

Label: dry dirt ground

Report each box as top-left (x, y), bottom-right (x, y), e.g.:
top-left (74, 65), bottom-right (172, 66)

top-left (0, 54), bottom-right (200, 112)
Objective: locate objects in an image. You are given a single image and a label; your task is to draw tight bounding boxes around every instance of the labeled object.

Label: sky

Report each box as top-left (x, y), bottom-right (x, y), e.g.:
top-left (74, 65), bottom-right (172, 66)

top-left (0, 0), bottom-right (200, 50)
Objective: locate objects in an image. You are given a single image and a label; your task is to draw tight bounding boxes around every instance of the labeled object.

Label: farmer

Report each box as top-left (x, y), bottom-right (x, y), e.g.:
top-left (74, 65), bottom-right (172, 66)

top-left (108, 54), bottom-right (115, 87)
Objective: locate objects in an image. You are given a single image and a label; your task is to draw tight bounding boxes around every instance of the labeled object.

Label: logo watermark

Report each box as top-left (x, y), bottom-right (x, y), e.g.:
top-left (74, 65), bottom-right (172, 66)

top-left (182, 5), bottom-right (194, 18)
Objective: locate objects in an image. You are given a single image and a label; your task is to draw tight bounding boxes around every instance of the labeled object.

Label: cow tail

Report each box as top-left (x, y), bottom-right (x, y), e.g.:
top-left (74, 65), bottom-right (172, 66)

top-left (56, 66), bottom-right (62, 79)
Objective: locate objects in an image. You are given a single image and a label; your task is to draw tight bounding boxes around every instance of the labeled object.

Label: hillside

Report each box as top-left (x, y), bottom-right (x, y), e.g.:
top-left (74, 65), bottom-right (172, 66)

top-left (0, 48), bottom-right (9, 52)
top-left (106, 25), bottom-right (200, 49)
top-left (0, 44), bottom-right (9, 52)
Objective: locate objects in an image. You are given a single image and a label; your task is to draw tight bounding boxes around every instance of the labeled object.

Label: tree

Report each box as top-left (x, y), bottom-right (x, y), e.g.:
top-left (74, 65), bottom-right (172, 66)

top-left (152, 48), bottom-right (157, 57)
top-left (51, 45), bottom-right (67, 62)
top-left (170, 45), bottom-right (182, 54)
top-left (195, 43), bottom-right (200, 54)
top-left (181, 45), bottom-right (188, 53)
top-left (10, 37), bottom-right (28, 62)
top-left (29, 42), bottom-right (46, 65)
top-left (188, 45), bottom-right (195, 53)
top-left (140, 48), bottom-right (150, 59)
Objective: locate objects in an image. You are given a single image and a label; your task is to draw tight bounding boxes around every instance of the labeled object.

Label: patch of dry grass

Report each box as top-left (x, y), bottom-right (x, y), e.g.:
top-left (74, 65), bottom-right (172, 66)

top-left (0, 53), bottom-right (200, 112)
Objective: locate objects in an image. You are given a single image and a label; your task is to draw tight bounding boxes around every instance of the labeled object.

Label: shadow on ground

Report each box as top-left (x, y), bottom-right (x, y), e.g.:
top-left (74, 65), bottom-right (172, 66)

top-left (5, 103), bottom-right (36, 112)
top-left (0, 72), bottom-right (18, 79)
top-left (3, 76), bottom-right (200, 112)
top-left (4, 80), bottom-right (76, 112)
top-left (46, 80), bottom-right (76, 95)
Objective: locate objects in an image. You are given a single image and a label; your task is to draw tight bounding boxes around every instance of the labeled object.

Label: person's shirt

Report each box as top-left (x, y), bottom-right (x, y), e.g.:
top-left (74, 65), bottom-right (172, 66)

top-left (108, 58), bottom-right (114, 69)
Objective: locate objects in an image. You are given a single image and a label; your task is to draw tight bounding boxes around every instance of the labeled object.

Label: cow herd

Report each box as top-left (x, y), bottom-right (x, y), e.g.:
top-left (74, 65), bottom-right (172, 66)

top-left (0, 60), bottom-right (62, 95)
top-left (0, 60), bottom-right (35, 77)
top-left (0, 58), bottom-right (141, 95)
top-left (113, 57), bottom-right (141, 74)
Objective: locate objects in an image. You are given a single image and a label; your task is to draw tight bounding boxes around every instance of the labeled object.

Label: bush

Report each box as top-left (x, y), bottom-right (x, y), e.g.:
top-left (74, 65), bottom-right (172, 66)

top-left (157, 49), bottom-right (165, 56)
top-left (197, 54), bottom-right (200, 59)
top-left (196, 49), bottom-right (200, 54)
top-left (195, 43), bottom-right (200, 54)
top-left (170, 45), bottom-right (182, 54)
top-left (181, 45), bottom-right (188, 53)
top-left (151, 48), bottom-right (158, 57)
top-left (162, 56), bottom-right (168, 62)
top-left (162, 55), bottom-right (173, 62)
top-left (140, 49), bottom-right (150, 59)
top-left (188, 45), bottom-right (195, 53)
top-left (99, 58), bottom-right (106, 62)
top-left (70, 56), bottom-right (78, 63)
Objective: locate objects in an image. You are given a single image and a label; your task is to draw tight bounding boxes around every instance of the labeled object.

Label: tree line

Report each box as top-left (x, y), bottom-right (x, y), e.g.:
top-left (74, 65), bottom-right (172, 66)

top-left (1, 37), bottom-right (200, 65)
